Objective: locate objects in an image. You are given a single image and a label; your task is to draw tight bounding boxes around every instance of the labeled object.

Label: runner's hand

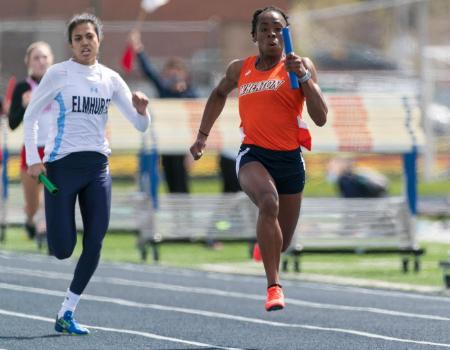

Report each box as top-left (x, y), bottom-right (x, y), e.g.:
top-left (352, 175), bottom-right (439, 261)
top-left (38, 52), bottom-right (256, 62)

top-left (190, 134), bottom-right (207, 160)
top-left (132, 91), bottom-right (149, 116)
top-left (284, 53), bottom-right (307, 78)
top-left (27, 163), bottom-right (46, 179)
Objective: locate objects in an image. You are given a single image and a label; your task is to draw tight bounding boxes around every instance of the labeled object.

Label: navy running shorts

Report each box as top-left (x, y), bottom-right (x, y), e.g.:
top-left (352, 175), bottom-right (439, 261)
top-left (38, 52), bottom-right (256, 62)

top-left (236, 144), bottom-right (306, 194)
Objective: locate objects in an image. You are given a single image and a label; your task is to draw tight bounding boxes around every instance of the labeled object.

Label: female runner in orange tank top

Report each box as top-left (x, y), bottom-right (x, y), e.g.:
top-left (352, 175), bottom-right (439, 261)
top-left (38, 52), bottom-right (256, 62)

top-left (190, 6), bottom-right (327, 311)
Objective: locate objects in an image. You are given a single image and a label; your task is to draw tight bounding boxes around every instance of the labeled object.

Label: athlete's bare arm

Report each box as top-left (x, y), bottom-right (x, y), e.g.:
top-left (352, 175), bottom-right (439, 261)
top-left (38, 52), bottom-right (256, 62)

top-left (285, 54), bottom-right (328, 127)
top-left (190, 59), bottom-right (244, 160)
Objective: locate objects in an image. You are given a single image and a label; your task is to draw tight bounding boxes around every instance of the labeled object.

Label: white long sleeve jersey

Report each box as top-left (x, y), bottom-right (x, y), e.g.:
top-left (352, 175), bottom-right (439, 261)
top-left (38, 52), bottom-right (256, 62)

top-left (23, 59), bottom-right (150, 166)
top-left (26, 77), bottom-right (54, 146)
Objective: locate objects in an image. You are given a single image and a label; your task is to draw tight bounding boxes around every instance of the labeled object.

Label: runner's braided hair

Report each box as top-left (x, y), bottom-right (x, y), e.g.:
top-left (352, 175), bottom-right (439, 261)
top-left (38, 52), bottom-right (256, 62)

top-left (251, 6), bottom-right (289, 38)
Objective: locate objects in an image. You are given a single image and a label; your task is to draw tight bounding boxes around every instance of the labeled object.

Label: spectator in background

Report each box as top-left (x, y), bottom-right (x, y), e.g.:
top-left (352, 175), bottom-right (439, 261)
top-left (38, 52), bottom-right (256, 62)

top-left (327, 157), bottom-right (389, 198)
top-left (129, 29), bottom-right (197, 193)
top-left (0, 59), bottom-right (9, 191)
top-left (8, 41), bottom-right (54, 246)
top-left (0, 95), bottom-right (3, 171)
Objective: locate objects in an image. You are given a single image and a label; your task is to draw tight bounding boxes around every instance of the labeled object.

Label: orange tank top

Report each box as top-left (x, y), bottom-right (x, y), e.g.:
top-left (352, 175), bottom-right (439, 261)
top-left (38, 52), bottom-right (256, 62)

top-left (238, 55), bottom-right (311, 151)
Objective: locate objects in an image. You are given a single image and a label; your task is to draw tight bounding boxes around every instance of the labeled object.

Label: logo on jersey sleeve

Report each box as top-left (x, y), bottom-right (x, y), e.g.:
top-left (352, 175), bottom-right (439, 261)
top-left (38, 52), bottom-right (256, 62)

top-left (239, 79), bottom-right (285, 97)
top-left (72, 96), bottom-right (111, 115)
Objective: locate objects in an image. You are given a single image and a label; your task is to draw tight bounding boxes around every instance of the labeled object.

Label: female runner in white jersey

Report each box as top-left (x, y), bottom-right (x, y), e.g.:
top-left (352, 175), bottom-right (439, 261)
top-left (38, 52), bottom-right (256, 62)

top-left (23, 13), bottom-right (150, 335)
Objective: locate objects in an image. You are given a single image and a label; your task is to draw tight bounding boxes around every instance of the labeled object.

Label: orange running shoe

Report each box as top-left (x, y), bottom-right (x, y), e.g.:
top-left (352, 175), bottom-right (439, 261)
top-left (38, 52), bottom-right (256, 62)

top-left (265, 285), bottom-right (285, 312)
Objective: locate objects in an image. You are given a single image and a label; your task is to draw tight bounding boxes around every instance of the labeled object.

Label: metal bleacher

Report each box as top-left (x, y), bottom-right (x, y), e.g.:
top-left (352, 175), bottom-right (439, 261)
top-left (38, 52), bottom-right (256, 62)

top-left (134, 193), bottom-right (424, 272)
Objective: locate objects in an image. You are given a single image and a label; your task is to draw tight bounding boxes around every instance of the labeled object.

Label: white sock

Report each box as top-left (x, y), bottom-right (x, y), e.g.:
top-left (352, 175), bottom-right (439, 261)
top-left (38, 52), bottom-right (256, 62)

top-left (58, 289), bottom-right (81, 319)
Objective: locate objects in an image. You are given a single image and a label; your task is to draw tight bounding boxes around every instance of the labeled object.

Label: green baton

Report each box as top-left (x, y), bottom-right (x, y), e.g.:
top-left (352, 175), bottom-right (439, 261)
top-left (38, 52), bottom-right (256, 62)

top-left (38, 173), bottom-right (58, 195)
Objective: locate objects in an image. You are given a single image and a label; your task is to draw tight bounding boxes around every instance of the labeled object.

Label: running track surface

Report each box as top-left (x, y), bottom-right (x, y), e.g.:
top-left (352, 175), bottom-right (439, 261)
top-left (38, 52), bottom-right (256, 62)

top-left (1, 250), bottom-right (450, 350)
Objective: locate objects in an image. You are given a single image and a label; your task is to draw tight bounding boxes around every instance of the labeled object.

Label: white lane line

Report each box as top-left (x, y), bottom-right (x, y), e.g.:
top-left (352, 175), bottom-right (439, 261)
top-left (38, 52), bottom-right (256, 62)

top-left (299, 283), bottom-right (450, 302)
top-left (1, 283), bottom-right (450, 349)
top-left (0, 308), bottom-right (243, 350)
top-left (100, 266), bottom-right (450, 303)
top-left (2, 266), bottom-right (450, 322)
top-left (106, 263), bottom-right (199, 277)
top-left (0, 251), bottom-right (52, 263)
top-left (103, 264), bottom-right (450, 302)
top-left (99, 261), bottom-right (448, 299)
top-left (3, 251), bottom-right (450, 303)
top-left (0, 251), bottom-right (194, 273)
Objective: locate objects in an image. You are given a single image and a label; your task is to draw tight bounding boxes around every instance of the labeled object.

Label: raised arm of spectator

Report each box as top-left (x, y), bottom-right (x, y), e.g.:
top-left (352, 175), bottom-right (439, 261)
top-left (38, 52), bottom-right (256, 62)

top-left (129, 29), bottom-right (165, 95)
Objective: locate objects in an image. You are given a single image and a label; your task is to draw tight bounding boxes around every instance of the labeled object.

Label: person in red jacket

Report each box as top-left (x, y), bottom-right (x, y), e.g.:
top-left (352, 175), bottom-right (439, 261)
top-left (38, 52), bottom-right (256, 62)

top-left (8, 41), bottom-right (54, 244)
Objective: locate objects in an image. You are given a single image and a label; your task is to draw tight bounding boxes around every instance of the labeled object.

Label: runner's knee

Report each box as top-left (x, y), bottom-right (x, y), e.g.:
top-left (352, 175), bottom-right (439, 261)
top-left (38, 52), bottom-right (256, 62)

top-left (53, 244), bottom-right (75, 260)
top-left (258, 192), bottom-right (279, 218)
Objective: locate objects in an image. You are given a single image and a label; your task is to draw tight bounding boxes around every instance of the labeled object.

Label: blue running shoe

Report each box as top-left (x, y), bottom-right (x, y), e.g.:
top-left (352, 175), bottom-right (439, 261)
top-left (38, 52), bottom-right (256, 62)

top-left (55, 311), bottom-right (90, 335)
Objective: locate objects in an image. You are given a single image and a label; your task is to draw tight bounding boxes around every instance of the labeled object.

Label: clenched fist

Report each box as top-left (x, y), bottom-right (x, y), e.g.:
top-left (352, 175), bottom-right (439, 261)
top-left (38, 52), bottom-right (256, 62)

top-left (132, 91), bottom-right (149, 116)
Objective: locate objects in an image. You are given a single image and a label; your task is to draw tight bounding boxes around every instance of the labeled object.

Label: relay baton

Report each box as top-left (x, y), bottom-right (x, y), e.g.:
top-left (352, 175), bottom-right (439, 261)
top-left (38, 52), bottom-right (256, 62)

top-left (282, 27), bottom-right (299, 89)
top-left (38, 173), bottom-right (58, 195)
